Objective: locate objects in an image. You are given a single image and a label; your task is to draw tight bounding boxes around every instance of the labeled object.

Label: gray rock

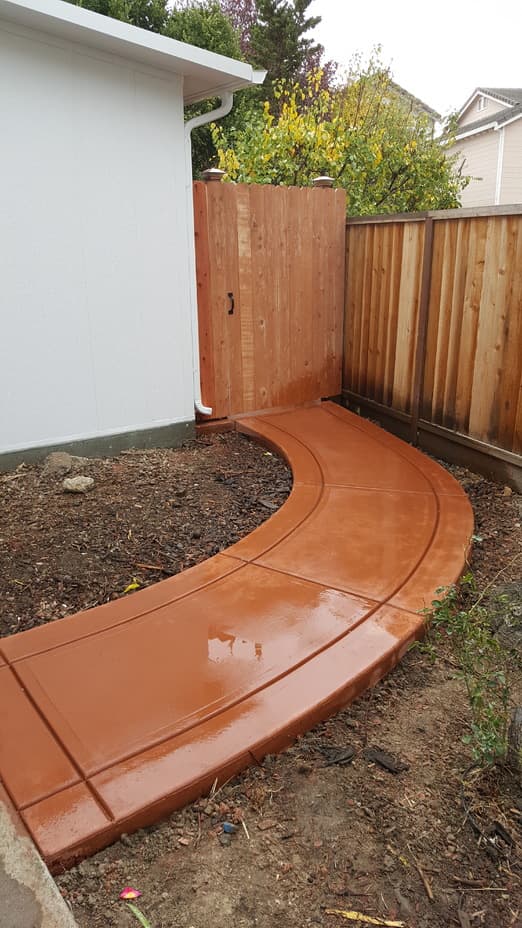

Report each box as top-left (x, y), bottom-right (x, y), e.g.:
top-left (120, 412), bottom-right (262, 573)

top-left (43, 451), bottom-right (89, 477)
top-left (63, 476), bottom-right (94, 493)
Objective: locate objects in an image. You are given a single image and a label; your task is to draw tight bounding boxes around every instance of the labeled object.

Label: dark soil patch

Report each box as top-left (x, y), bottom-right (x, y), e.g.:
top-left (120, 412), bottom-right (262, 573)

top-left (0, 432), bottom-right (291, 637)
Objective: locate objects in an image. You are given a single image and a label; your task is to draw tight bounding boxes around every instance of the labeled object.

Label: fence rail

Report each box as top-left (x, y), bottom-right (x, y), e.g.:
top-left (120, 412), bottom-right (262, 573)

top-left (343, 206), bottom-right (522, 489)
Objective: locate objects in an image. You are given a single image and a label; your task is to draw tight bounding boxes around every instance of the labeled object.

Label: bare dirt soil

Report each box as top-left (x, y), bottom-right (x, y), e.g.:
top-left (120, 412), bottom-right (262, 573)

top-left (1, 435), bottom-right (521, 928)
top-left (0, 431), bottom-right (291, 638)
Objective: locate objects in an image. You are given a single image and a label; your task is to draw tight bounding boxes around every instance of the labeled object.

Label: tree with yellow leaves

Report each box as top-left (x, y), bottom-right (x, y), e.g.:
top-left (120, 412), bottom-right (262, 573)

top-left (212, 62), bottom-right (468, 215)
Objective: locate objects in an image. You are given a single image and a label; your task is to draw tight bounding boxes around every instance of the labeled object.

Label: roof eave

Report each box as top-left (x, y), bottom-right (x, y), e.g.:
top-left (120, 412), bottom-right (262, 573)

top-left (184, 69), bottom-right (266, 105)
top-left (0, 0), bottom-right (265, 101)
top-left (455, 121), bottom-right (498, 141)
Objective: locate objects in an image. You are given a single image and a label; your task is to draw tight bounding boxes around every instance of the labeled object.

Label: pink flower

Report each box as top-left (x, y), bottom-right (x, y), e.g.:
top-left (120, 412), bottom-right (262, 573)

top-left (119, 887), bottom-right (142, 900)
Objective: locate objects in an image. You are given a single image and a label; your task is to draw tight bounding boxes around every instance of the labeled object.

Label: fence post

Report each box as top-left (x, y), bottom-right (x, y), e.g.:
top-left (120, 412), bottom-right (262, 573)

top-left (410, 217), bottom-right (434, 445)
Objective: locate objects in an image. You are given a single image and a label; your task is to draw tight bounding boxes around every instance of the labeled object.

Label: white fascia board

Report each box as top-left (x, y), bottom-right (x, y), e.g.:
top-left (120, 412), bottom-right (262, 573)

top-left (455, 121), bottom-right (498, 141)
top-left (457, 88), bottom-right (510, 121)
top-left (456, 110), bottom-right (522, 141)
top-left (0, 0), bottom-right (265, 101)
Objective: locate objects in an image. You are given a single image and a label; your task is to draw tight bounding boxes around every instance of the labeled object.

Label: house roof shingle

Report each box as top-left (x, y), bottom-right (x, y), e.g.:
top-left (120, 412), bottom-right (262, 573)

top-left (478, 88), bottom-right (522, 106)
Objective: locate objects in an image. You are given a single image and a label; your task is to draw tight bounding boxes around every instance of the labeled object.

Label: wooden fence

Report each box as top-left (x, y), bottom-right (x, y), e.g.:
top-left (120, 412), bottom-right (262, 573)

top-left (194, 180), bottom-right (346, 419)
top-left (343, 206), bottom-right (522, 488)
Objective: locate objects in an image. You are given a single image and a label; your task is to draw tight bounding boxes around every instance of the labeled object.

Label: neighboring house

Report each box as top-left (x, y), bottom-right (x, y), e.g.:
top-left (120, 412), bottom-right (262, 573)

top-left (0, 0), bottom-right (263, 466)
top-left (389, 81), bottom-right (440, 133)
top-left (452, 87), bottom-right (522, 207)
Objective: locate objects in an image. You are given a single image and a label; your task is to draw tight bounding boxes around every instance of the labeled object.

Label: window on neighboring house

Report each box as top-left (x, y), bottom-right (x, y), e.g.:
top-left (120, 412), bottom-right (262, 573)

top-left (478, 96), bottom-right (488, 111)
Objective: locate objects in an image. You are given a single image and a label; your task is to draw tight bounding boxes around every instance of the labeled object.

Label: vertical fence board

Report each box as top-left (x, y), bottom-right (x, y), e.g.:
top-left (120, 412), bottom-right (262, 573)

top-left (468, 218), bottom-right (509, 442)
top-left (431, 221), bottom-right (456, 423)
top-left (392, 222), bottom-right (424, 412)
top-left (495, 217), bottom-right (522, 450)
top-left (250, 184), bottom-right (271, 411)
top-left (290, 186), bottom-right (314, 402)
top-left (453, 218), bottom-right (487, 433)
top-left (422, 221), bottom-right (443, 421)
top-left (344, 225), bottom-right (364, 393)
top-left (221, 184), bottom-right (243, 417)
top-left (374, 224), bottom-right (390, 404)
top-left (383, 224), bottom-right (403, 407)
top-left (206, 183), bottom-right (230, 417)
top-left (441, 220), bottom-right (469, 428)
top-left (366, 222), bottom-right (382, 398)
top-left (236, 185), bottom-right (255, 412)
top-left (359, 224), bottom-right (371, 397)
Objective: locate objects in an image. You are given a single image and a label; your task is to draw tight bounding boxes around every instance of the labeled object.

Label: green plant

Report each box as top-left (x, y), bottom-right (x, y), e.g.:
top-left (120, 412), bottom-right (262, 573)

top-left (421, 573), bottom-right (513, 767)
top-left (213, 60), bottom-right (468, 214)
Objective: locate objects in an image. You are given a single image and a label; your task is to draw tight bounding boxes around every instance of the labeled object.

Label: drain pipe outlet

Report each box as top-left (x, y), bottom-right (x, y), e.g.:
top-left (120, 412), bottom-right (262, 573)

top-left (185, 92), bottom-right (234, 418)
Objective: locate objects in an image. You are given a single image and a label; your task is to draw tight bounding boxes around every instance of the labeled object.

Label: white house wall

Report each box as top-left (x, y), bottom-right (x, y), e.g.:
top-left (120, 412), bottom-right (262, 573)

top-left (0, 19), bottom-right (194, 457)
top-left (454, 130), bottom-right (499, 207)
top-left (500, 118), bottom-right (522, 204)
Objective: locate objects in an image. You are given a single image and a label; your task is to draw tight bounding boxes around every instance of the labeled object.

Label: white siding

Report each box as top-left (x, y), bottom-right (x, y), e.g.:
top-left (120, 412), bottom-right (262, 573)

top-left (500, 118), bottom-right (522, 203)
top-left (459, 94), bottom-right (508, 127)
top-left (0, 20), bottom-right (194, 455)
top-left (453, 130), bottom-right (499, 207)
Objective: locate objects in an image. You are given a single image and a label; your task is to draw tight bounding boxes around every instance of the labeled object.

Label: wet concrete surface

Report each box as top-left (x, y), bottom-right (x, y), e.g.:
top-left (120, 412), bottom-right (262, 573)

top-left (0, 403), bottom-right (473, 870)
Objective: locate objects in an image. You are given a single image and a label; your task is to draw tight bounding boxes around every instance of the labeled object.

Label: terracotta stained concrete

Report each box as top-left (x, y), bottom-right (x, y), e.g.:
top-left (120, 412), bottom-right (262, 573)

top-left (0, 402), bottom-right (473, 869)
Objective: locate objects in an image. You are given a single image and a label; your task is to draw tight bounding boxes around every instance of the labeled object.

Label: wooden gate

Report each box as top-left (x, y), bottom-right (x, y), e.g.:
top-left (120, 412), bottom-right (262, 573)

top-left (193, 181), bottom-right (346, 419)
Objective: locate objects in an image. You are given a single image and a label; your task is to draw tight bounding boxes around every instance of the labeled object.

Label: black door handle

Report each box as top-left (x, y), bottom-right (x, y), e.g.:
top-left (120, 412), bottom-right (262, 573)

top-left (227, 292), bottom-right (235, 315)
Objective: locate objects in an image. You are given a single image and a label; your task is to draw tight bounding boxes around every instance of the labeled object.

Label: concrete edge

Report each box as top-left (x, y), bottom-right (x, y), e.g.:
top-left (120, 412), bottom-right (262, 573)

top-left (0, 784), bottom-right (77, 927)
top-left (0, 420), bottom-right (195, 472)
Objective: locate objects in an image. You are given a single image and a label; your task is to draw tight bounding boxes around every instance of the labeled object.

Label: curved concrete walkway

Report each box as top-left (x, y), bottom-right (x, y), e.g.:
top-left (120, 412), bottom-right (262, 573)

top-left (0, 403), bottom-right (473, 869)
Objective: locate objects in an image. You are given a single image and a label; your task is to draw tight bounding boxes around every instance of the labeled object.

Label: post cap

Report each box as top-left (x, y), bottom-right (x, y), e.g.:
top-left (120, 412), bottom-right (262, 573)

top-left (201, 168), bottom-right (226, 182)
top-left (312, 175), bottom-right (334, 188)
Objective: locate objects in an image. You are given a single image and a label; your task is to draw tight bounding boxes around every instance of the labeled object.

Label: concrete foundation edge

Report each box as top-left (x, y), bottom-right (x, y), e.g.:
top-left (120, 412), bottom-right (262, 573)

top-left (0, 786), bottom-right (77, 928)
top-left (0, 420), bottom-right (196, 472)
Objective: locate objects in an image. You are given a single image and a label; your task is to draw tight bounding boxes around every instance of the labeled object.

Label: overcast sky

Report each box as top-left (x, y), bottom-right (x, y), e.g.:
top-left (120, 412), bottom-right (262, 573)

top-left (310, 0), bottom-right (522, 117)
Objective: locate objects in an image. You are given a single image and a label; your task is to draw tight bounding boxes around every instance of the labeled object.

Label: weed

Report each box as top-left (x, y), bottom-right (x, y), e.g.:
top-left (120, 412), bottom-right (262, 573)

top-left (420, 573), bottom-right (514, 767)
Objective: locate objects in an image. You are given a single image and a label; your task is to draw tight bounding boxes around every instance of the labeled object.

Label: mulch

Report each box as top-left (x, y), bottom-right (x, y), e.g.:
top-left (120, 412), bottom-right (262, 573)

top-left (0, 431), bottom-right (291, 638)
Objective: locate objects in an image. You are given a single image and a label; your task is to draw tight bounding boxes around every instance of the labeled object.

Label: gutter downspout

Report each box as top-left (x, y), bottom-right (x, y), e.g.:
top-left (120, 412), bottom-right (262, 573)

top-left (184, 92), bottom-right (234, 417)
top-left (494, 126), bottom-right (505, 205)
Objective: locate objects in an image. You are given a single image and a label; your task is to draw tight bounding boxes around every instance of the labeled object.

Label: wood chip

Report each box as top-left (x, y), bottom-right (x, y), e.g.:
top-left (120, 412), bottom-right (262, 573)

top-left (323, 746), bottom-right (355, 767)
top-left (257, 818), bottom-right (278, 831)
top-left (414, 858), bottom-right (434, 901)
top-left (326, 910), bottom-right (405, 927)
top-left (364, 747), bottom-right (409, 774)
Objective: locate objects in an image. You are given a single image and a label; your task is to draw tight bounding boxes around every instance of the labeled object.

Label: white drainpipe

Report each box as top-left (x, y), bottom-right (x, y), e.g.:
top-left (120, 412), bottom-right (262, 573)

top-left (184, 93), bottom-right (234, 417)
top-left (494, 126), bottom-right (505, 206)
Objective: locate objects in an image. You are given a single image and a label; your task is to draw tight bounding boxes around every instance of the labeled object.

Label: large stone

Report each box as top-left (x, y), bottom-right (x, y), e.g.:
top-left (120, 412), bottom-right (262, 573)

top-left (42, 452), bottom-right (89, 477)
top-left (62, 476), bottom-right (94, 493)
